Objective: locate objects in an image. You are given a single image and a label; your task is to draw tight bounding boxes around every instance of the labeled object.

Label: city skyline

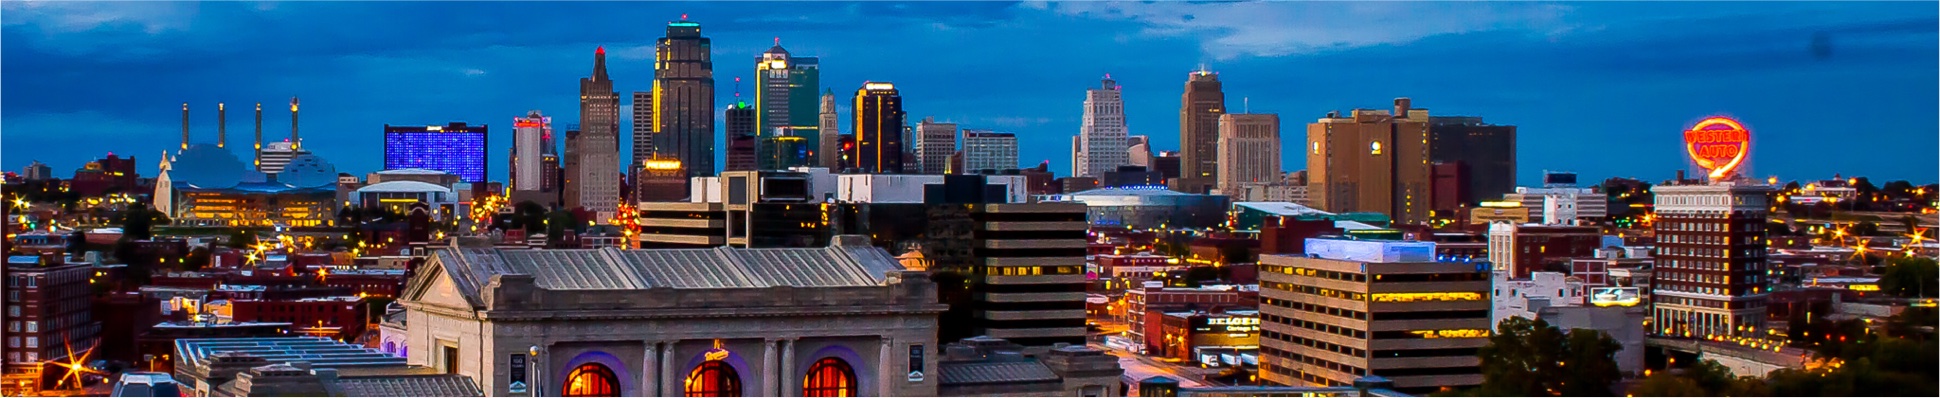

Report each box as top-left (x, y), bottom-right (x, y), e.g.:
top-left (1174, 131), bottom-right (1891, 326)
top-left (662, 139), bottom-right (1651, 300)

top-left (4, 2), bottom-right (1936, 186)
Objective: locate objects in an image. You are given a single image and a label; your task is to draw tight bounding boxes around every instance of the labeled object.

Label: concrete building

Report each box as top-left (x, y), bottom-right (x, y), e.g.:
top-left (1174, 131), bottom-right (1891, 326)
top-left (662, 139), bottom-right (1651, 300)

top-left (1076, 76), bottom-right (1130, 178)
top-left (1650, 182), bottom-right (1773, 339)
top-left (1428, 117), bottom-right (1517, 205)
top-left (818, 90), bottom-right (841, 170)
top-left (755, 42), bottom-right (822, 168)
top-left (1502, 172), bottom-right (1609, 225)
top-left (398, 238), bottom-right (948, 396)
top-left (20, 161), bottom-right (51, 181)
top-left (631, 91), bottom-right (654, 186)
top-left (1216, 113), bottom-right (1281, 195)
top-left (1485, 223), bottom-right (1604, 279)
top-left (1178, 70), bottom-right (1225, 194)
top-left (511, 111), bottom-right (551, 192)
top-left (851, 82), bottom-right (906, 174)
top-left (170, 337), bottom-right (482, 397)
top-left (913, 117), bottom-right (957, 175)
top-left (351, 181), bottom-right (457, 220)
top-left (652, 19), bottom-right (718, 186)
top-left (725, 101), bottom-right (758, 172)
top-left (933, 337), bottom-right (1123, 397)
top-left (155, 143), bottom-right (338, 228)
top-left (1125, 283), bottom-right (1250, 355)
top-left (1034, 186), bottom-right (1232, 230)
top-left (578, 47), bottom-right (622, 217)
top-left (1258, 238), bottom-right (1489, 394)
top-left (1127, 135), bottom-right (1153, 169)
top-left (1305, 99), bottom-right (1431, 226)
top-left (961, 130), bottom-right (1018, 174)
top-left (3, 257), bottom-right (101, 393)
top-left (1489, 271), bottom-right (1587, 326)
top-left (1155, 309), bottom-right (1260, 367)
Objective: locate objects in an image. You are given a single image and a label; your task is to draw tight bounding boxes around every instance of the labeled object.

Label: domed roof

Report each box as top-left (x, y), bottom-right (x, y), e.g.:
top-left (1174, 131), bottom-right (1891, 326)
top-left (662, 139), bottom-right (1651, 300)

top-left (170, 144), bottom-right (248, 189)
top-left (278, 153), bottom-right (337, 188)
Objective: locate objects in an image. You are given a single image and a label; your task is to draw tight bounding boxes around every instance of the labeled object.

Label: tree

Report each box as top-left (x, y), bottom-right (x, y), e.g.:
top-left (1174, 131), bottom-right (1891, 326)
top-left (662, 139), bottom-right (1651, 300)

top-left (1879, 256), bottom-right (1938, 298)
top-left (227, 230), bottom-right (259, 249)
top-left (1476, 317), bottom-right (1622, 396)
top-left (1628, 359), bottom-right (1765, 397)
top-left (544, 209), bottom-right (578, 247)
top-left (514, 201), bottom-right (547, 232)
top-left (67, 229), bottom-right (88, 259)
top-left (182, 247), bottom-right (210, 272)
top-left (120, 206), bottom-right (154, 240)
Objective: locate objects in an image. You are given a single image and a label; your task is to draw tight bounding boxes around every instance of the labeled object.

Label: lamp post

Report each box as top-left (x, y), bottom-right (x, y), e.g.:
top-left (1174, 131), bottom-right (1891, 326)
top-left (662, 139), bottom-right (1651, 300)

top-left (529, 345), bottom-right (542, 397)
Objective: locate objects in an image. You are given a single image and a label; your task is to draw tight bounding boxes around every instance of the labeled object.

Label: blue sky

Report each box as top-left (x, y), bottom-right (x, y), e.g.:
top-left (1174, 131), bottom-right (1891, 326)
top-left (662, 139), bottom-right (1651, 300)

top-left (5, 1), bottom-right (1936, 186)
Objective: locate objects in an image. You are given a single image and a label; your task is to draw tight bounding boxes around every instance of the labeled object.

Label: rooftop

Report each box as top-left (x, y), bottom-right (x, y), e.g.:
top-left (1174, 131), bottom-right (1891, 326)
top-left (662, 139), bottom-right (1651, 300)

top-left (423, 238), bottom-right (906, 307)
top-left (175, 337), bottom-right (405, 371)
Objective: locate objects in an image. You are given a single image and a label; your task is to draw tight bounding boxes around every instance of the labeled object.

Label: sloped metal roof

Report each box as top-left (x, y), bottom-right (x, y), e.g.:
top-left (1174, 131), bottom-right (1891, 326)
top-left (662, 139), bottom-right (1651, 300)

top-left (425, 243), bottom-right (904, 306)
top-left (331, 374), bottom-right (484, 397)
top-left (937, 360), bottom-right (1061, 385)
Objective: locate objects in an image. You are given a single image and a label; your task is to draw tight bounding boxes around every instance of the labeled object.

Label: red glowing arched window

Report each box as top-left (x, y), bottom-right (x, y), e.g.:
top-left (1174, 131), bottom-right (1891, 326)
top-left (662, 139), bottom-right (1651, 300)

top-left (685, 360), bottom-right (742, 397)
top-left (802, 357), bottom-right (858, 397)
top-left (564, 363), bottom-right (620, 397)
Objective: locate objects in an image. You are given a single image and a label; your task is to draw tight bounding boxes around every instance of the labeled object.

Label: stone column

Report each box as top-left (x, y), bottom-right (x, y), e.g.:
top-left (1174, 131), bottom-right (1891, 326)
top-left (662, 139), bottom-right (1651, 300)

top-left (763, 339), bottom-right (779, 397)
top-left (779, 339), bottom-right (797, 397)
top-left (642, 342), bottom-right (658, 396)
top-left (661, 341), bottom-right (679, 397)
top-left (878, 337), bottom-right (895, 396)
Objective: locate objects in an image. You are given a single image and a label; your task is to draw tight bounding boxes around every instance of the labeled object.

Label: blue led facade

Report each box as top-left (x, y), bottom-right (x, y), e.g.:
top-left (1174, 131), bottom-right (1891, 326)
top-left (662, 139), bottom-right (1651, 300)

top-left (383, 123), bottom-right (488, 182)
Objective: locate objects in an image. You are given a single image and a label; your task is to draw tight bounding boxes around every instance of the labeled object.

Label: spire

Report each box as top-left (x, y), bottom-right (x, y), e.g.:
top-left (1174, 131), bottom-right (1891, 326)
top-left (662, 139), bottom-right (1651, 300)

top-left (289, 96), bottom-right (300, 151)
top-left (181, 103), bottom-right (190, 150)
top-left (254, 103), bottom-right (263, 170)
top-left (217, 102), bottom-right (227, 148)
top-left (591, 46), bottom-right (609, 81)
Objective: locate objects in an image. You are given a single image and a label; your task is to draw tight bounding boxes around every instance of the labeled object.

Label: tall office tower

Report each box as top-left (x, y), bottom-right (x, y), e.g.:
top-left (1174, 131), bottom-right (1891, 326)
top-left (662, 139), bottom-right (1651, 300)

top-left (1259, 238), bottom-right (1489, 394)
top-left (631, 91), bottom-right (654, 174)
top-left (1651, 182), bottom-right (1773, 339)
top-left (725, 101), bottom-right (758, 171)
top-left (563, 128), bottom-right (582, 208)
top-left (652, 17), bottom-right (716, 183)
top-left (961, 130), bottom-right (1017, 174)
top-left (1178, 70), bottom-right (1225, 193)
top-left (851, 82), bottom-right (905, 174)
top-left (818, 90), bottom-right (840, 169)
top-left (1306, 98), bottom-right (1431, 225)
top-left (759, 127), bottom-right (811, 170)
top-left (579, 47), bottom-right (622, 214)
top-left (383, 122), bottom-right (490, 182)
top-left (1126, 135), bottom-right (1152, 168)
top-left (1076, 76), bottom-right (1129, 178)
top-left (256, 141), bottom-right (309, 174)
top-left (1216, 113), bottom-right (1281, 194)
top-left (756, 41), bottom-right (822, 166)
top-left (253, 103), bottom-right (263, 170)
top-left (216, 103), bottom-right (227, 148)
top-left (914, 117), bottom-right (958, 174)
top-left (1429, 116), bottom-right (1517, 205)
top-left (512, 111), bottom-right (551, 191)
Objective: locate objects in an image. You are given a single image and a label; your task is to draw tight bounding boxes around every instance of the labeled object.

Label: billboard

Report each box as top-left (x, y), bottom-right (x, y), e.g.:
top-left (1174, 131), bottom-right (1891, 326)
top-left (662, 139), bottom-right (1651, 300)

top-left (1590, 287), bottom-right (1642, 307)
top-left (1683, 117), bottom-right (1750, 181)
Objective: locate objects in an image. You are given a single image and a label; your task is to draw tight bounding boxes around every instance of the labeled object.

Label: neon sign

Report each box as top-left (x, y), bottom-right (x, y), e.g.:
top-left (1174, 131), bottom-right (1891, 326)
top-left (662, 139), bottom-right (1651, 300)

top-left (1683, 117), bottom-right (1750, 181)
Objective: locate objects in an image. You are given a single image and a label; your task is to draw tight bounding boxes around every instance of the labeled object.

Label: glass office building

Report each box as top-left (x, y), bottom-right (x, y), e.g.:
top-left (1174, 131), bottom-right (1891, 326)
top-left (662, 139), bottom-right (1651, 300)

top-left (384, 122), bottom-right (489, 182)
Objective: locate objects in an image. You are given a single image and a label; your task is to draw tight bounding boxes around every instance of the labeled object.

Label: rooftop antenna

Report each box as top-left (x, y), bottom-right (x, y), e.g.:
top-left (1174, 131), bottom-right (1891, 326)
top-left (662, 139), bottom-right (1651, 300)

top-left (734, 77), bottom-right (741, 101)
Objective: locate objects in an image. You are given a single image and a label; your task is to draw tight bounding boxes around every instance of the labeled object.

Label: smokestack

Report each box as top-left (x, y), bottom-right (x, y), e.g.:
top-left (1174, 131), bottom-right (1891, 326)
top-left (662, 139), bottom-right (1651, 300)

top-left (290, 96), bottom-right (300, 150)
top-left (181, 103), bottom-right (190, 150)
top-left (1394, 97), bottom-right (1412, 117)
top-left (254, 103), bottom-right (263, 170)
top-left (217, 102), bottom-right (227, 148)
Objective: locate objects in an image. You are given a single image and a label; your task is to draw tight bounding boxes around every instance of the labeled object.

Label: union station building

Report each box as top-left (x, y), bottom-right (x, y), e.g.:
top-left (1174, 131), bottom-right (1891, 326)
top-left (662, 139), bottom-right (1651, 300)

top-left (398, 236), bottom-right (1036, 397)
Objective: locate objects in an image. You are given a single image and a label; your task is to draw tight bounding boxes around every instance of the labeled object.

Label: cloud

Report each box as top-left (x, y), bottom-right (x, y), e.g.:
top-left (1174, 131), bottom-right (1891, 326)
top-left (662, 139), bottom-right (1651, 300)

top-left (0, 1), bottom-right (195, 35)
top-left (1042, 1), bottom-right (1571, 60)
top-left (461, 68), bottom-right (487, 77)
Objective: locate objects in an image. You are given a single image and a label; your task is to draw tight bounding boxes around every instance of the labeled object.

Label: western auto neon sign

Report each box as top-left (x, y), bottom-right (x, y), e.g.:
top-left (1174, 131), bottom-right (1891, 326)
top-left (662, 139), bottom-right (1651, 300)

top-left (1683, 117), bottom-right (1750, 180)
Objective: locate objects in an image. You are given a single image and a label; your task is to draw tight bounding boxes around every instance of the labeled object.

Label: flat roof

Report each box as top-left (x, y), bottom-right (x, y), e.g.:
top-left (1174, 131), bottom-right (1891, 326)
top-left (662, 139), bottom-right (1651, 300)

top-left (175, 337), bottom-right (405, 370)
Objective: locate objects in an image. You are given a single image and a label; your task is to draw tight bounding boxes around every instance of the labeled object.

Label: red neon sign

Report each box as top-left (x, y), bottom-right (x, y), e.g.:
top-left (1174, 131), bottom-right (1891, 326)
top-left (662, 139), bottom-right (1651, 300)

top-left (1683, 117), bottom-right (1750, 181)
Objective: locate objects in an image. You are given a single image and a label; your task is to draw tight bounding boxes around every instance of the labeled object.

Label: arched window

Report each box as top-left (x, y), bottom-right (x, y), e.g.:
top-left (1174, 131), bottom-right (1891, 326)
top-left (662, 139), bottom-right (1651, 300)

top-left (564, 363), bottom-right (620, 397)
top-left (685, 360), bottom-right (742, 397)
top-left (802, 357), bottom-right (858, 397)
top-left (381, 342), bottom-right (396, 355)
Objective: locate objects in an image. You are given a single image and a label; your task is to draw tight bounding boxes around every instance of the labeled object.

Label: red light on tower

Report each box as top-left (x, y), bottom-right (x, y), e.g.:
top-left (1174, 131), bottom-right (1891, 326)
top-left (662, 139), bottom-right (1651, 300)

top-left (1682, 117), bottom-right (1750, 181)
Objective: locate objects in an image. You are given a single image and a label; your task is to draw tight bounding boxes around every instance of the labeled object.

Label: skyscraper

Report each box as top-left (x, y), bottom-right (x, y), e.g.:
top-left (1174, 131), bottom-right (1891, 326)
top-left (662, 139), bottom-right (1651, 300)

top-left (1126, 135), bottom-right (1152, 168)
top-left (579, 47), bottom-right (621, 214)
top-left (631, 90), bottom-right (654, 177)
top-left (1177, 70), bottom-right (1225, 193)
top-left (1216, 113), bottom-right (1281, 194)
top-left (512, 111), bottom-right (551, 192)
top-left (914, 117), bottom-right (957, 175)
top-left (563, 127), bottom-right (582, 207)
top-left (1076, 75), bottom-right (1129, 177)
top-left (725, 101), bottom-right (757, 172)
top-left (1306, 98), bottom-right (1432, 225)
top-left (961, 130), bottom-right (1018, 174)
top-left (1429, 116), bottom-right (1518, 206)
top-left (756, 41), bottom-right (821, 167)
top-left (652, 17), bottom-right (716, 183)
top-left (850, 82), bottom-right (905, 174)
top-left (818, 90), bottom-right (840, 169)
top-left (383, 122), bottom-right (489, 182)
top-left (1651, 181), bottom-right (1772, 339)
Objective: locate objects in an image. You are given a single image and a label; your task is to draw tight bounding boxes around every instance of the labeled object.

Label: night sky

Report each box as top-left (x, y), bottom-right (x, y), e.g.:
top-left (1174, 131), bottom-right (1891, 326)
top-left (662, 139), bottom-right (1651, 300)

top-left (5, 1), bottom-right (1936, 186)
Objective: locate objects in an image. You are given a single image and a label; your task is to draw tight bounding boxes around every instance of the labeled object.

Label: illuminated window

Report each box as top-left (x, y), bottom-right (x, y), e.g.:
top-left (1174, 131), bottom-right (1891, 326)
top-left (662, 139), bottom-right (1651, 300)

top-left (564, 363), bottom-right (620, 397)
top-left (802, 357), bottom-right (858, 397)
top-left (685, 360), bottom-right (742, 397)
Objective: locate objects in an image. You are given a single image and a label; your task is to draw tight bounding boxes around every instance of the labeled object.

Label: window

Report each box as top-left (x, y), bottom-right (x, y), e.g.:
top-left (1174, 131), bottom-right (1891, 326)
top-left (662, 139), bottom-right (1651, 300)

top-left (802, 358), bottom-right (858, 397)
top-left (685, 360), bottom-right (742, 397)
top-left (24, 322), bottom-right (34, 333)
top-left (564, 363), bottom-right (621, 397)
top-left (25, 337), bottom-right (37, 348)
